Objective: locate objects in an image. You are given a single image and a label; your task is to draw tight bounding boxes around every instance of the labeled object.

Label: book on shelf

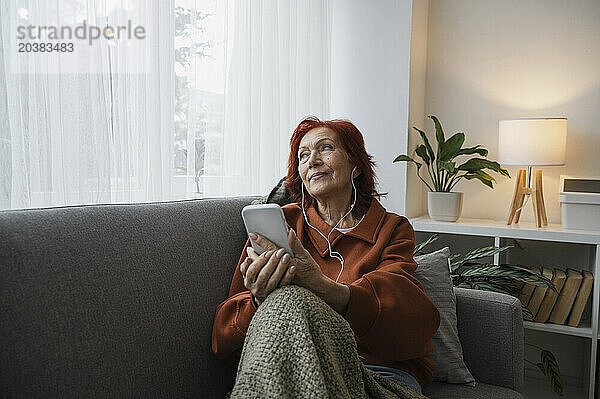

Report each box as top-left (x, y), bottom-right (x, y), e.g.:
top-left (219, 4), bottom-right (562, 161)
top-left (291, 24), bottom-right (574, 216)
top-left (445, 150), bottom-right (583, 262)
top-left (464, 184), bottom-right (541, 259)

top-left (534, 268), bottom-right (566, 323)
top-left (525, 267), bottom-right (553, 321)
top-left (548, 269), bottom-right (583, 325)
top-left (517, 266), bottom-right (539, 308)
top-left (566, 270), bottom-right (594, 327)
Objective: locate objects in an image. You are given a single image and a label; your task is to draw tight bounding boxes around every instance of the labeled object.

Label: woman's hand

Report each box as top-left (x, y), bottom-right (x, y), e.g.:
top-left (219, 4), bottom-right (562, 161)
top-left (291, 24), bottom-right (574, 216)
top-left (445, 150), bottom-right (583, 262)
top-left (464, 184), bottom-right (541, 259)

top-left (284, 229), bottom-right (329, 290)
top-left (240, 240), bottom-right (296, 307)
top-left (246, 229), bottom-right (351, 314)
top-left (248, 229), bottom-right (328, 294)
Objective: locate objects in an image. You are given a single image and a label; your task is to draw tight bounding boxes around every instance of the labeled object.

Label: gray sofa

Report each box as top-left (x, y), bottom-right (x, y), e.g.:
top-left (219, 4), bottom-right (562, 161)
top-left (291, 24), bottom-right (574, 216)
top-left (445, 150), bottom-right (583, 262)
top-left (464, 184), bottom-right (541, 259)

top-left (0, 196), bottom-right (523, 398)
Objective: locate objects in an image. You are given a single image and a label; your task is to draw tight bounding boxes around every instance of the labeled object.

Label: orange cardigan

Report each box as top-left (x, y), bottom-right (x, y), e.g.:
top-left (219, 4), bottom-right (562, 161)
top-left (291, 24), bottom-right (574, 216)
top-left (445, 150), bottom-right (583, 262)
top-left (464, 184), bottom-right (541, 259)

top-left (211, 199), bottom-right (441, 391)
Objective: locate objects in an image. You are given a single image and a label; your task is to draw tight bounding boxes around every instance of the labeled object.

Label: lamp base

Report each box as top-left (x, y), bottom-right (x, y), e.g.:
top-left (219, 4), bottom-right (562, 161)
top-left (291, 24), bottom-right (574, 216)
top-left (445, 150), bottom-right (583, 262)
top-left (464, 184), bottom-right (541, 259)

top-left (506, 169), bottom-right (548, 227)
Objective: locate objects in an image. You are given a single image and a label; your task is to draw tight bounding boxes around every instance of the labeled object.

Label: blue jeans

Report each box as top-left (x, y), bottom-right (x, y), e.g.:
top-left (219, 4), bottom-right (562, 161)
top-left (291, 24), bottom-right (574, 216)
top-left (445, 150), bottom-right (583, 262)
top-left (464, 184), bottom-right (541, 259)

top-left (363, 364), bottom-right (422, 394)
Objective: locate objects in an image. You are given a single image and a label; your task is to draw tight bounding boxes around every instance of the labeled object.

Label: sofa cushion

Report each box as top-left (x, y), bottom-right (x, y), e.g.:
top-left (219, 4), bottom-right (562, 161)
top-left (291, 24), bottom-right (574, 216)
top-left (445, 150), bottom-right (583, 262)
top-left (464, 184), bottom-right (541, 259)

top-left (413, 247), bottom-right (476, 386)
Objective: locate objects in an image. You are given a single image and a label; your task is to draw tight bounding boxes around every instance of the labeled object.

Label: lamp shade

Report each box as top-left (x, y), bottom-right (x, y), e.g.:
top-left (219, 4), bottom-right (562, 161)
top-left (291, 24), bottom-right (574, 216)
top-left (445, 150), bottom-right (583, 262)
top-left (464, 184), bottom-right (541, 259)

top-left (498, 118), bottom-right (567, 166)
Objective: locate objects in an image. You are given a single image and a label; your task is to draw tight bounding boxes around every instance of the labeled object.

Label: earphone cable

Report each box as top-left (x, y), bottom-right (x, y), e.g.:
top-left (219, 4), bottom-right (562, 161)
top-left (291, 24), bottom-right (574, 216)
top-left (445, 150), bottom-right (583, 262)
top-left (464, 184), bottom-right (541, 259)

top-left (300, 167), bottom-right (359, 282)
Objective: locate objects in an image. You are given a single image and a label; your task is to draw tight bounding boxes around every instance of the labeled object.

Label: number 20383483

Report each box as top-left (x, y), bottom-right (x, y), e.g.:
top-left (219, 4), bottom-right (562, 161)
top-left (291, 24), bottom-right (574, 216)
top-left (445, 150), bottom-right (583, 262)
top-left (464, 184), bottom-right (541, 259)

top-left (18, 42), bottom-right (74, 53)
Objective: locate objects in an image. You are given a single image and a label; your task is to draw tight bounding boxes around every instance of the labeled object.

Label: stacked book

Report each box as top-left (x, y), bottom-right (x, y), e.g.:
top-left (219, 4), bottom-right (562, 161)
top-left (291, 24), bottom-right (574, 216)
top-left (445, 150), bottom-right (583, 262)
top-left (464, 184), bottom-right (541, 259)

top-left (515, 267), bottom-right (594, 326)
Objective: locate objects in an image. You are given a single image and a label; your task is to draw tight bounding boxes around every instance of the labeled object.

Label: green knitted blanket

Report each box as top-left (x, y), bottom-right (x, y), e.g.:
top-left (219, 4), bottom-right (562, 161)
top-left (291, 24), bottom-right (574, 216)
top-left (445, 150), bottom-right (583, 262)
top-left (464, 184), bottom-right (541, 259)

top-left (227, 285), bottom-right (427, 399)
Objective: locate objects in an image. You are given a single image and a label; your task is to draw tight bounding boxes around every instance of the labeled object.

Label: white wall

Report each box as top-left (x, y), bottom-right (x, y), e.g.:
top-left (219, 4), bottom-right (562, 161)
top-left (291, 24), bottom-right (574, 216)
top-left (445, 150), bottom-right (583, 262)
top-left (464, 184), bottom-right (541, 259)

top-left (406, 0), bottom-right (429, 218)
top-left (424, 0), bottom-right (600, 223)
top-left (330, 0), bottom-right (413, 216)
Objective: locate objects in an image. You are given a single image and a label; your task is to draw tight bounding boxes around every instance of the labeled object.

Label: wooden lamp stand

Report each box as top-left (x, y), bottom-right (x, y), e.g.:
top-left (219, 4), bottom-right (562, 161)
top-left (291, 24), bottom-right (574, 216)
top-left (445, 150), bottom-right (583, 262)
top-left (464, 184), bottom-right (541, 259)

top-left (506, 168), bottom-right (548, 227)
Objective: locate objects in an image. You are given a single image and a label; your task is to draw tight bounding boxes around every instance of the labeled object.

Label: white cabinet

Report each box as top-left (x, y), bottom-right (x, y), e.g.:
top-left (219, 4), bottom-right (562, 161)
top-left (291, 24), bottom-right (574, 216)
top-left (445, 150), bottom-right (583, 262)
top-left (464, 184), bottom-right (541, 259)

top-left (409, 215), bottom-right (600, 399)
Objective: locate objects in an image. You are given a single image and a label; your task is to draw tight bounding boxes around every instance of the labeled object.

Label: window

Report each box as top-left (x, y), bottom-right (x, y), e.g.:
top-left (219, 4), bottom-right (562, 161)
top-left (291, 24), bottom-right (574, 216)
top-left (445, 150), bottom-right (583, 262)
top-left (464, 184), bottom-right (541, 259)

top-left (174, 0), bottom-right (227, 196)
top-left (1, 0), bottom-right (330, 210)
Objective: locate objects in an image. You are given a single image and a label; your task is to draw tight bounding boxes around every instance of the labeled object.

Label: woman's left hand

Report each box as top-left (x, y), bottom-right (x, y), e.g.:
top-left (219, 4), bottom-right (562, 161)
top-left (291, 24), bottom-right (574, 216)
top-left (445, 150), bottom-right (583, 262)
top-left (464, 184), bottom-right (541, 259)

top-left (248, 229), bottom-right (327, 293)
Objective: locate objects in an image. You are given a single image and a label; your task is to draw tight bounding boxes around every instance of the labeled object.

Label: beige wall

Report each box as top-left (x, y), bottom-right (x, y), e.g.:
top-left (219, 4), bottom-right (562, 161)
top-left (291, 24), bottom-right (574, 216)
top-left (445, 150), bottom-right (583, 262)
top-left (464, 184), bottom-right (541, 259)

top-left (414, 0), bottom-right (600, 223)
top-left (408, 1), bottom-right (598, 383)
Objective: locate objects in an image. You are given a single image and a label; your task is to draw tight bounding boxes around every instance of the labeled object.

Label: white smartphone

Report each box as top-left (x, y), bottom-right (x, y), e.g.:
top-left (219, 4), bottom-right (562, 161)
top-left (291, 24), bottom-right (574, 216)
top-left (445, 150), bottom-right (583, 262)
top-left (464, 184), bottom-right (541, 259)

top-left (241, 204), bottom-right (294, 257)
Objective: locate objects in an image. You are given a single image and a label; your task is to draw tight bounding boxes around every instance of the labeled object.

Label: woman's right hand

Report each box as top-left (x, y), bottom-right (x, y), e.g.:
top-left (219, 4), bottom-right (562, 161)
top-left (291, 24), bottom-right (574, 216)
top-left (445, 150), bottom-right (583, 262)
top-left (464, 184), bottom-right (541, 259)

top-left (240, 245), bottom-right (296, 307)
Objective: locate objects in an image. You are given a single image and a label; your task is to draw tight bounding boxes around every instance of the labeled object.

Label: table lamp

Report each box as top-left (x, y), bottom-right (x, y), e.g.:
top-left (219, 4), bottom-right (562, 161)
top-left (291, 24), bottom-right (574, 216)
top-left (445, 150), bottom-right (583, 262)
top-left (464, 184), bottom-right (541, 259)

top-left (498, 118), bottom-right (567, 227)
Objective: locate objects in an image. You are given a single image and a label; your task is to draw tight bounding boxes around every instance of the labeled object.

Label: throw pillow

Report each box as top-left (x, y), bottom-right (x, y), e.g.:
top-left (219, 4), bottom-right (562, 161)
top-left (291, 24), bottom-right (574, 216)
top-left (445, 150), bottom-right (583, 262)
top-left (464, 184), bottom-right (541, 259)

top-left (413, 246), bottom-right (476, 386)
top-left (251, 177), bottom-right (292, 206)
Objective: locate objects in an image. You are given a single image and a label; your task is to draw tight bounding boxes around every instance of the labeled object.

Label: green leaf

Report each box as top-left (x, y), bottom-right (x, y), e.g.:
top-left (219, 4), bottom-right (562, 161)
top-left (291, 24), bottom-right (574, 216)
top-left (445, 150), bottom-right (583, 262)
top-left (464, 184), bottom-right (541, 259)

top-left (535, 362), bottom-right (545, 377)
top-left (414, 234), bottom-right (439, 256)
top-left (413, 126), bottom-right (436, 164)
top-left (456, 145), bottom-right (488, 157)
top-left (495, 276), bottom-right (526, 296)
top-left (393, 154), bottom-right (422, 170)
top-left (452, 263), bottom-right (557, 293)
top-left (439, 160), bottom-right (457, 176)
top-left (428, 115), bottom-right (445, 149)
top-left (514, 267), bottom-right (557, 292)
top-left (475, 170), bottom-right (495, 182)
top-left (483, 277), bottom-right (521, 297)
top-left (456, 157), bottom-right (511, 177)
top-left (459, 266), bottom-right (536, 282)
top-left (415, 145), bottom-right (431, 166)
top-left (448, 253), bottom-right (462, 266)
top-left (451, 245), bottom-right (512, 270)
top-left (521, 304), bottom-right (534, 319)
top-left (439, 132), bottom-right (465, 162)
top-left (463, 171), bottom-right (495, 189)
top-left (539, 350), bottom-right (564, 395)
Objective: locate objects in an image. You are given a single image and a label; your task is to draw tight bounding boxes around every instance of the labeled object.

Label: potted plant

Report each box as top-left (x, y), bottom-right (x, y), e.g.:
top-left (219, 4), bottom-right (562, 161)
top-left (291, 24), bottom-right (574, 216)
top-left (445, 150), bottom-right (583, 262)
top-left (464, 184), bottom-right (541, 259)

top-left (394, 115), bottom-right (510, 222)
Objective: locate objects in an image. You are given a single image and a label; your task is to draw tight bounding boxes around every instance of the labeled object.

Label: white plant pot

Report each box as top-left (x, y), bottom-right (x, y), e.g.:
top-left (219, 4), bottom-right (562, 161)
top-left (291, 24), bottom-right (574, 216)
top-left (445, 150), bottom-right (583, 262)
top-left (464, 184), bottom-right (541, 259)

top-left (428, 191), bottom-right (463, 222)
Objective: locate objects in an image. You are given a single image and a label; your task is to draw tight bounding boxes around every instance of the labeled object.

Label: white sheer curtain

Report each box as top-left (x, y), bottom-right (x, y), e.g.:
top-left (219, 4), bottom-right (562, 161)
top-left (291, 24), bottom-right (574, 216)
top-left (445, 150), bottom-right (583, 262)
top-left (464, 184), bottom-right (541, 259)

top-left (0, 0), bottom-right (332, 209)
top-left (0, 0), bottom-right (174, 210)
top-left (203, 0), bottom-right (332, 197)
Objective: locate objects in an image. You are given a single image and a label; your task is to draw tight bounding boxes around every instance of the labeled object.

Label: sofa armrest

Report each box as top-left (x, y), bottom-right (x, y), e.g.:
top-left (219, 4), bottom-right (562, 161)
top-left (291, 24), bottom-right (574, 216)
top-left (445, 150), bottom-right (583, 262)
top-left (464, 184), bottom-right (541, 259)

top-left (453, 287), bottom-right (524, 393)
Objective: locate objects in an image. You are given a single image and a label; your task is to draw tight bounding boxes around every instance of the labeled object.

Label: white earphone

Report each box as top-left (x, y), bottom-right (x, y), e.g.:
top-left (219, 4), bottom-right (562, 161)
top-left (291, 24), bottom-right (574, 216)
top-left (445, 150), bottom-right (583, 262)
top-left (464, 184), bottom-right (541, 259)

top-left (301, 166), bottom-right (360, 282)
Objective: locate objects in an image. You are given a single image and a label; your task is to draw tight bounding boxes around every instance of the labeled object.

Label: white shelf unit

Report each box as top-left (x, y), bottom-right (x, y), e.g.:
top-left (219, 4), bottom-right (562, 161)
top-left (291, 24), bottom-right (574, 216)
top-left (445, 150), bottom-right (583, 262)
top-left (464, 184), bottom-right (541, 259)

top-left (409, 215), bottom-right (600, 399)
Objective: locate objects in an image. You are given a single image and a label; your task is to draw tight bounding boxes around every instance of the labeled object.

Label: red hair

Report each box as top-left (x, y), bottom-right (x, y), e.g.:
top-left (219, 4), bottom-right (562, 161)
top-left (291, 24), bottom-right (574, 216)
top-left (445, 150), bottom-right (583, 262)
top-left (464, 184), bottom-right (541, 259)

top-left (285, 116), bottom-right (384, 217)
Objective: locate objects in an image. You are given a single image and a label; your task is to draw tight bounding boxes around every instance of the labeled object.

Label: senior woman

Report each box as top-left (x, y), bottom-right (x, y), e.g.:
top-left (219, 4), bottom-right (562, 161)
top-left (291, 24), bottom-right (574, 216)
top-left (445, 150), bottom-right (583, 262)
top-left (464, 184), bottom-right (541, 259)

top-left (212, 117), bottom-right (440, 397)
